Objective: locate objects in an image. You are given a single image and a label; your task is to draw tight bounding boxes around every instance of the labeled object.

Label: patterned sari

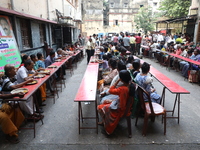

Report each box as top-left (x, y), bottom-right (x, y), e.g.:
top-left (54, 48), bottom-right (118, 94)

top-left (97, 85), bottom-right (129, 135)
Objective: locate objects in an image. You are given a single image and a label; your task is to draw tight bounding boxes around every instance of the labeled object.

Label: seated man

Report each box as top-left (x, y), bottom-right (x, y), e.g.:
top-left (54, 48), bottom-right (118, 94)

top-left (45, 51), bottom-right (55, 68)
top-left (182, 49), bottom-right (200, 78)
top-left (44, 51), bottom-right (58, 92)
top-left (0, 92), bottom-right (25, 143)
top-left (16, 60), bottom-right (44, 115)
top-left (55, 49), bottom-right (66, 78)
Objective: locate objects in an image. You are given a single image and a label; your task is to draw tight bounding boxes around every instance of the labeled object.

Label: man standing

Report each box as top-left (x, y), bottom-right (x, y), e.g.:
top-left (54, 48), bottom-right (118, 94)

top-left (86, 38), bottom-right (95, 64)
top-left (113, 34), bottom-right (119, 43)
top-left (91, 34), bottom-right (97, 47)
top-left (130, 34), bottom-right (136, 55)
top-left (123, 33), bottom-right (130, 51)
top-left (135, 33), bottom-right (142, 55)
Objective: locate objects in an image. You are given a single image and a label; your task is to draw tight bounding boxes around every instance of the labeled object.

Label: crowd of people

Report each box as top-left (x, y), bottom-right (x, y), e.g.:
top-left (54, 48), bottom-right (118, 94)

top-left (84, 32), bottom-right (164, 135)
top-left (141, 33), bottom-right (200, 82)
top-left (87, 32), bottom-right (200, 83)
top-left (0, 43), bottom-right (83, 143)
top-left (1, 30), bottom-right (200, 142)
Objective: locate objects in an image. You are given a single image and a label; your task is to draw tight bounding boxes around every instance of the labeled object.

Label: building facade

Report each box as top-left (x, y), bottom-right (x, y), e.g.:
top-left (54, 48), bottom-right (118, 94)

top-left (82, 0), bottom-right (160, 36)
top-left (81, 0), bottom-right (104, 37)
top-left (191, 0), bottom-right (200, 43)
top-left (0, 0), bottom-right (82, 57)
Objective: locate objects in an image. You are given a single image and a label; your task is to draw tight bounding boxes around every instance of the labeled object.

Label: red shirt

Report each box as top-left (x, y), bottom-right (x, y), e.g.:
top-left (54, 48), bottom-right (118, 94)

top-left (113, 36), bottom-right (119, 43)
top-left (135, 36), bottom-right (142, 44)
top-left (175, 48), bottom-right (182, 55)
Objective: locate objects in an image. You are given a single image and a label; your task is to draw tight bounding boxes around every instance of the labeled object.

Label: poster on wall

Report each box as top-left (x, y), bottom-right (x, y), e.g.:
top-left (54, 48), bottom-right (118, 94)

top-left (0, 15), bottom-right (21, 74)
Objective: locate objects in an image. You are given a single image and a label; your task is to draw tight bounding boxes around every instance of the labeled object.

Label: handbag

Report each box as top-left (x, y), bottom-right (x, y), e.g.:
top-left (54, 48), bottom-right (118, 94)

top-left (188, 70), bottom-right (199, 83)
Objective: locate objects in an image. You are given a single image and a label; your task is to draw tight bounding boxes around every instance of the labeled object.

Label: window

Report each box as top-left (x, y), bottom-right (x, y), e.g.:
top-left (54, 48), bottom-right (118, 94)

top-left (51, 26), bottom-right (55, 44)
top-left (140, 5), bottom-right (144, 8)
top-left (39, 24), bottom-right (46, 45)
top-left (113, 20), bottom-right (118, 26)
top-left (153, 2), bottom-right (157, 7)
top-left (20, 19), bottom-right (31, 49)
top-left (124, 3), bottom-right (128, 8)
top-left (110, 3), bottom-right (114, 8)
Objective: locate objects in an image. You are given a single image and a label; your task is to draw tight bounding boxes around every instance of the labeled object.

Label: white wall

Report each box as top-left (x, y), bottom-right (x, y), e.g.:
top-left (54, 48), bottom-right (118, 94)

top-left (0, 0), bottom-right (11, 9)
top-left (12, 0), bottom-right (48, 19)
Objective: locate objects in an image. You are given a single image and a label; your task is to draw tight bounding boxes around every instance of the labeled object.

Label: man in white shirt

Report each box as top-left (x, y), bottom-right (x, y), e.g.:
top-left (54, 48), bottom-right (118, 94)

top-left (91, 34), bottom-right (96, 47)
top-left (157, 33), bottom-right (164, 42)
top-left (16, 60), bottom-right (39, 115)
top-left (17, 60), bottom-right (37, 84)
top-left (86, 38), bottom-right (95, 64)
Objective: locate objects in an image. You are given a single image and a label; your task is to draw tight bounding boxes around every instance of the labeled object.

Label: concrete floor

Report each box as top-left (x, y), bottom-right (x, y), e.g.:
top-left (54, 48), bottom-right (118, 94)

top-left (1, 56), bottom-right (200, 150)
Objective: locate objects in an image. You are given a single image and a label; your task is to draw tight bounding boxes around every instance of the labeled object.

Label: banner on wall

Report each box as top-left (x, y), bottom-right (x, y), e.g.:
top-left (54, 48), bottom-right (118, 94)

top-left (0, 15), bottom-right (21, 74)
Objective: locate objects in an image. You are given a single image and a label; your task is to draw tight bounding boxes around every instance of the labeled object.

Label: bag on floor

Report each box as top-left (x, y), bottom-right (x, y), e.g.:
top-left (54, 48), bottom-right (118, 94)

top-left (188, 70), bottom-right (199, 83)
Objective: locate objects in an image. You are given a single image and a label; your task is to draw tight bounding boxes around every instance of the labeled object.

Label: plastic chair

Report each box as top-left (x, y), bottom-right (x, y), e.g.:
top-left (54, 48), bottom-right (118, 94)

top-left (135, 85), bottom-right (166, 136)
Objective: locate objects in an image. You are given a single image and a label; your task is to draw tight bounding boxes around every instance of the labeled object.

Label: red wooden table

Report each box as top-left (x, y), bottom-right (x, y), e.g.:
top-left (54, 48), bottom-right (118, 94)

top-left (74, 62), bottom-right (99, 134)
top-left (169, 53), bottom-right (200, 66)
top-left (5, 55), bottom-right (71, 137)
top-left (134, 56), bottom-right (190, 123)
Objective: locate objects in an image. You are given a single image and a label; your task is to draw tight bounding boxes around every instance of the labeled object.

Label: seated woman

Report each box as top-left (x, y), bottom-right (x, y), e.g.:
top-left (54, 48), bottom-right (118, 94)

top-left (16, 54), bottom-right (30, 70)
top-left (98, 54), bottom-right (109, 72)
top-left (126, 55), bottom-right (134, 70)
top-left (97, 70), bottom-right (135, 135)
top-left (100, 61), bottom-right (127, 104)
top-left (135, 62), bottom-right (161, 104)
top-left (129, 59), bottom-right (141, 81)
top-left (36, 52), bottom-right (45, 69)
top-left (98, 58), bottom-right (118, 91)
top-left (31, 54), bottom-right (46, 103)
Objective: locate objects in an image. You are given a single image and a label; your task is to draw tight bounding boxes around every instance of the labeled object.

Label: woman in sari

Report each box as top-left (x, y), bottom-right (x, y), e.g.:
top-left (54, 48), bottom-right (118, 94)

top-left (97, 70), bottom-right (134, 135)
top-left (31, 53), bottom-right (46, 102)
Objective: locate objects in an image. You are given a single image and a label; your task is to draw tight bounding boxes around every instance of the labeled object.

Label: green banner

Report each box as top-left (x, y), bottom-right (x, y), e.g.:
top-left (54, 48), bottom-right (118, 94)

top-left (0, 15), bottom-right (21, 74)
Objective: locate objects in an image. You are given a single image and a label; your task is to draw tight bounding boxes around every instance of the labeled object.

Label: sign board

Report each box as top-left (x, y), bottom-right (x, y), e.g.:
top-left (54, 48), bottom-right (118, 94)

top-left (0, 15), bottom-right (21, 74)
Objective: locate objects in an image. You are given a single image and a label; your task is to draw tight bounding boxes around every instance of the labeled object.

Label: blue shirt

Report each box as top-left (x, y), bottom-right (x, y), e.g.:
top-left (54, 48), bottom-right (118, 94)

top-left (45, 55), bottom-right (55, 67)
top-left (36, 60), bottom-right (45, 69)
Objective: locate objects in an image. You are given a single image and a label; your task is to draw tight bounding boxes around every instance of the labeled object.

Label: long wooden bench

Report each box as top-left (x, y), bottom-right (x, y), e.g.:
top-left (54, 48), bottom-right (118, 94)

top-left (134, 56), bottom-right (190, 123)
top-left (74, 62), bottom-right (99, 134)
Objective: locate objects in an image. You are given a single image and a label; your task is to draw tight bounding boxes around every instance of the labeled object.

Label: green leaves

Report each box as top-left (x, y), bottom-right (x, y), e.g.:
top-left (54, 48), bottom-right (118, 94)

top-left (134, 7), bottom-right (156, 34)
top-left (159, 0), bottom-right (190, 18)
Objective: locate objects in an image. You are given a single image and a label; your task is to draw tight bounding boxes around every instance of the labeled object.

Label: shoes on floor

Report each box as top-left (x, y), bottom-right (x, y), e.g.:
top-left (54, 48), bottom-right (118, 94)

top-left (35, 109), bottom-right (44, 113)
top-left (40, 103), bottom-right (46, 106)
top-left (6, 135), bottom-right (20, 144)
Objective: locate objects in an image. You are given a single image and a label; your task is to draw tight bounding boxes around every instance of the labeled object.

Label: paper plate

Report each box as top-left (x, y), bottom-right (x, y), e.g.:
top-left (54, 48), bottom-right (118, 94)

top-left (34, 74), bottom-right (46, 78)
top-left (55, 59), bottom-right (61, 62)
top-left (39, 70), bottom-right (50, 74)
top-left (48, 65), bottom-right (57, 68)
top-left (26, 80), bottom-right (38, 85)
top-left (11, 88), bottom-right (29, 94)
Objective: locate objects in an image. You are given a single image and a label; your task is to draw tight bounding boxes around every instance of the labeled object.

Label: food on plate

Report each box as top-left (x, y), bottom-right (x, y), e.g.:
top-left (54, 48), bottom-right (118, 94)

top-left (11, 88), bottom-right (29, 94)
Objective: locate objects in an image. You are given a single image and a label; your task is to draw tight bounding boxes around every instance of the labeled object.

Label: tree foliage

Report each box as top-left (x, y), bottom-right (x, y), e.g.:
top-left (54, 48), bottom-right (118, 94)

top-left (159, 0), bottom-right (191, 18)
top-left (134, 7), bottom-right (156, 34)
